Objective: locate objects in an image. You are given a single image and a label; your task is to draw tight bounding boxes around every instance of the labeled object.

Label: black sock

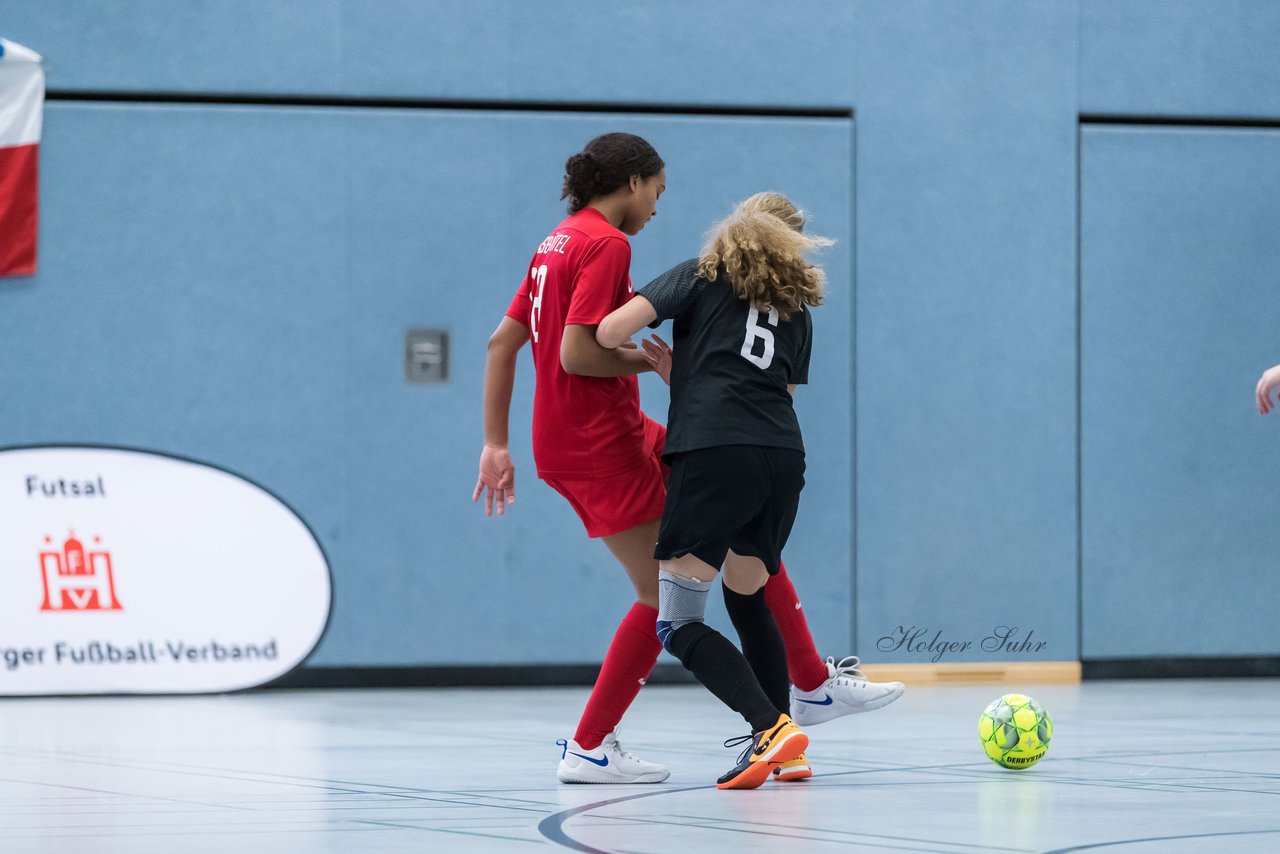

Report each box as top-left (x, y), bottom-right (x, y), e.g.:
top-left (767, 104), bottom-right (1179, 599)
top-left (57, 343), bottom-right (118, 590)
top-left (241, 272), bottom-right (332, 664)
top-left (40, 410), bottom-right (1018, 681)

top-left (722, 585), bottom-right (790, 714)
top-left (667, 621), bottom-right (781, 733)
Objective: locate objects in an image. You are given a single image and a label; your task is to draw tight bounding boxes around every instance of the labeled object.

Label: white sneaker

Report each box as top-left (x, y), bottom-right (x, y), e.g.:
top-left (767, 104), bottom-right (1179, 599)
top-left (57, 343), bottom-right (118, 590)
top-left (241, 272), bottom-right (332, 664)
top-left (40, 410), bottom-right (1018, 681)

top-left (556, 731), bottom-right (670, 784)
top-left (790, 656), bottom-right (905, 726)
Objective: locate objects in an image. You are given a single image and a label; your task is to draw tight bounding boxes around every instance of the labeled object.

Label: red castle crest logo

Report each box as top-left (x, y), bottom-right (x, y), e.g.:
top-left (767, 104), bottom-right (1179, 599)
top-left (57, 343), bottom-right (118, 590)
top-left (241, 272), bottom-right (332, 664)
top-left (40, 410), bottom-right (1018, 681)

top-left (39, 531), bottom-right (123, 612)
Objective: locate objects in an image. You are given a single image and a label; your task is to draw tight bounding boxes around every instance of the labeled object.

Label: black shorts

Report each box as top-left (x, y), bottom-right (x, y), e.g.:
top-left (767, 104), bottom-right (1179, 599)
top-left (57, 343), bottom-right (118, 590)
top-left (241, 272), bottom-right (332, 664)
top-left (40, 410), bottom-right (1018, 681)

top-left (654, 445), bottom-right (805, 575)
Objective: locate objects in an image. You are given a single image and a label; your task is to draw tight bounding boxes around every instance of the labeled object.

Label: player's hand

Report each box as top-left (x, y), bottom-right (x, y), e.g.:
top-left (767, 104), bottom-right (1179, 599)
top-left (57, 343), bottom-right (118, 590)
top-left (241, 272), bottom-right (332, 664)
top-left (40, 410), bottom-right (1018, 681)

top-left (642, 334), bottom-right (673, 385)
top-left (473, 444), bottom-right (516, 516)
top-left (1257, 364), bottom-right (1280, 414)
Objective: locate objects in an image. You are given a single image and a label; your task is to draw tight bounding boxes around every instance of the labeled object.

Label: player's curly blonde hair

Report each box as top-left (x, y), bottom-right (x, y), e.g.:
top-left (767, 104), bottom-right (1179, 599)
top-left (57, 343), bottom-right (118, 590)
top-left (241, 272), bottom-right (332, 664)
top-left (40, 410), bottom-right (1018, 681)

top-left (696, 192), bottom-right (833, 320)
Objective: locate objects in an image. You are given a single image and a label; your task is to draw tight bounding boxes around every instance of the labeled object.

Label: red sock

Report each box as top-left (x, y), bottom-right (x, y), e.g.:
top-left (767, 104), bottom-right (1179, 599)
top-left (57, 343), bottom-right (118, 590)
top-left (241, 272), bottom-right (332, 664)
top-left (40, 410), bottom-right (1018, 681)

top-left (574, 602), bottom-right (661, 750)
top-left (764, 561), bottom-right (830, 692)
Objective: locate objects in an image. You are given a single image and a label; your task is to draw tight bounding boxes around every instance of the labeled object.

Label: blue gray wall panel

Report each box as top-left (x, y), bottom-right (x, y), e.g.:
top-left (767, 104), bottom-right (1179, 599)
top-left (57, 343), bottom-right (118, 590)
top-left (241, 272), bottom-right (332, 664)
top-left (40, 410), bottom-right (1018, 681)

top-left (0, 1), bottom-right (856, 106)
top-left (1080, 126), bottom-right (1280, 658)
top-left (853, 1), bottom-right (1079, 662)
top-left (1081, 0), bottom-right (1280, 120)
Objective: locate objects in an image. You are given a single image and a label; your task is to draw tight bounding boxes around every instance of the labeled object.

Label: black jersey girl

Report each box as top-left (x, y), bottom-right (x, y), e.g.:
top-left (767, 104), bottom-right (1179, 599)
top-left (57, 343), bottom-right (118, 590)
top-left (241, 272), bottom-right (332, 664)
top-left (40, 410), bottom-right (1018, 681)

top-left (596, 192), bottom-right (832, 789)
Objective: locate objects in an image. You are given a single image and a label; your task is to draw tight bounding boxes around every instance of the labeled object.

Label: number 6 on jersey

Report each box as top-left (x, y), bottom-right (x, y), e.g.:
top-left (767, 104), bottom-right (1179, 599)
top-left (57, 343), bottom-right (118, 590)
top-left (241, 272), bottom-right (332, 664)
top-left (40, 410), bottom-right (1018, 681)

top-left (741, 306), bottom-right (779, 369)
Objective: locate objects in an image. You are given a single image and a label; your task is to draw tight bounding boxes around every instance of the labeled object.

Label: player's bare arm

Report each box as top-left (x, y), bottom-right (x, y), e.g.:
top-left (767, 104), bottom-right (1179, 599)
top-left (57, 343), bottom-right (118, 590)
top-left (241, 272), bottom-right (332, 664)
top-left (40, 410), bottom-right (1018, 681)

top-left (560, 323), bottom-right (653, 377)
top-left (474, 316), bottom-right (529, 516)
top-left (596, 295), bottom-right (658, 349)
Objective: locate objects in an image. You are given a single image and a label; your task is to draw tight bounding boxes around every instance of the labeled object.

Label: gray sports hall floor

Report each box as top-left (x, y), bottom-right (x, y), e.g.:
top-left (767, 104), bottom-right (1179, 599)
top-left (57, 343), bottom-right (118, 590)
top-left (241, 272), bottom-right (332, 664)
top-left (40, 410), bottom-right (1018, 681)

top-left (2, 679), bottom-right (1277, 852)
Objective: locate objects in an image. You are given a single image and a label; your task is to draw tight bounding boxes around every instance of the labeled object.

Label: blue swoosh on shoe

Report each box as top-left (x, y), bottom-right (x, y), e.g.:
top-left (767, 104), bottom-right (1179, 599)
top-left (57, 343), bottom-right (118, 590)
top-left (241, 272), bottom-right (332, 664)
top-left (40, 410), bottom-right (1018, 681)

top-left (569, 752), bottom-right (610, 767)
top-left (796, 693), bottom-right (834, 706)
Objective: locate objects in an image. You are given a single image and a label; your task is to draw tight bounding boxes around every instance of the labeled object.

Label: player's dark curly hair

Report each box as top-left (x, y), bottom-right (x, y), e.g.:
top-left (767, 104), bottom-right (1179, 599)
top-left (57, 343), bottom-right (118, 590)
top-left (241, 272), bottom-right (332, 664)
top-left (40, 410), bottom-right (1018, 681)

top-left (561, 133), bottom-right (664, 214)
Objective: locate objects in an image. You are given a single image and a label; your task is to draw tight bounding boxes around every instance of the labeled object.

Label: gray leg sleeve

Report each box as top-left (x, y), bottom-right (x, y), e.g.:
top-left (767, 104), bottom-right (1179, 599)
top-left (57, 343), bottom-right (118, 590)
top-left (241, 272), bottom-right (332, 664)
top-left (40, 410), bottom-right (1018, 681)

top-left (656, 570), bottom-right (712, 653)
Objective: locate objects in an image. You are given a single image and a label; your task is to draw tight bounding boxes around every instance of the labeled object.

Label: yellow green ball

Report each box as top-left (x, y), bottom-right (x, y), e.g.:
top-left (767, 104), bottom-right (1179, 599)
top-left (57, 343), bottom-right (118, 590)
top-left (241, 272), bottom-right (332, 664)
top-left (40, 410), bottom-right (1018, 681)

top-left (978, 693), bottom-right (1052, 770)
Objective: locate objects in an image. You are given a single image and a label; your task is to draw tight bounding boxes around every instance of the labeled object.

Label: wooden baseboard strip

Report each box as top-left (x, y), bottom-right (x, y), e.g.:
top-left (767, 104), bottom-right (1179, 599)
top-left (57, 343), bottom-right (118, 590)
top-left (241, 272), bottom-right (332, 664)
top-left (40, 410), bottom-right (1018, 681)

top-left (859, 661), bottom-right (1081, 685)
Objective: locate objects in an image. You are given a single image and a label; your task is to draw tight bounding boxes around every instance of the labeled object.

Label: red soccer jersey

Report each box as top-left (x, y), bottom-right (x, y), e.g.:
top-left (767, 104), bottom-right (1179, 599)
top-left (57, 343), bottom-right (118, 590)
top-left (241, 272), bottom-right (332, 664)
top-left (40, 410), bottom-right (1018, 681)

top-left (506, 207), bottom-right (648, 479)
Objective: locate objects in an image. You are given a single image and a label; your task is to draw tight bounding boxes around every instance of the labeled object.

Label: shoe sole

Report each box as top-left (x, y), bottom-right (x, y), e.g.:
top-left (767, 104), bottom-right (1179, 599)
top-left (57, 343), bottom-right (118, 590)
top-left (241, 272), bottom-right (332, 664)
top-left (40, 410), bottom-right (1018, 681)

top-left (558, 767), bottom-right (670, 784)
top-left (772, 766), bottom-right (813, 782)
top-left (768, 768), bottom-right (808, 783)
top-left (716, 730), bottom-right (809, 790)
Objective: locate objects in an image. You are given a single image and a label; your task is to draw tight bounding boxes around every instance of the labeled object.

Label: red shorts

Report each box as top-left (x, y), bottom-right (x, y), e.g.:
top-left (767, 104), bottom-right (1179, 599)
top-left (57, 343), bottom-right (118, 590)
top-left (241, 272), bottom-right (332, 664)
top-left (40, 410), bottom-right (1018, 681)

top-left (543, 417), bottom-right (669, 538)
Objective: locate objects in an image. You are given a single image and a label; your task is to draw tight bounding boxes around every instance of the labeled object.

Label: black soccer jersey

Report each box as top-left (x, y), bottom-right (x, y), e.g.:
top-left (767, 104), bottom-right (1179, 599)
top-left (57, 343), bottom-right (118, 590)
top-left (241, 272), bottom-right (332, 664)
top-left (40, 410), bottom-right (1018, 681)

top-left (639, 257), bottom-right (812, 458)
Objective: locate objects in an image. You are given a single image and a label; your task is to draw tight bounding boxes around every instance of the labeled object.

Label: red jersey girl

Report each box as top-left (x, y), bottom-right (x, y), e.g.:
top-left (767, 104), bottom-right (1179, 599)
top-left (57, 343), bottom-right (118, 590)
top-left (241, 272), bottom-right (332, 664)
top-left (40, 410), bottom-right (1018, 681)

top-left (476, 133), bottom-right (671, 783)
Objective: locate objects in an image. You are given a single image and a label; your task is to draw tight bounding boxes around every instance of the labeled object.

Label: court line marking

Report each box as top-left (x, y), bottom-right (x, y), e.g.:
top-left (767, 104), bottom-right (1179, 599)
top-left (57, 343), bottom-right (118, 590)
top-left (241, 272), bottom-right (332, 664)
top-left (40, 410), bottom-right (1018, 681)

top-left (537, 770), bottom-right (1038, 854)
top-left (1041, 828), bottom-right (1280, 853)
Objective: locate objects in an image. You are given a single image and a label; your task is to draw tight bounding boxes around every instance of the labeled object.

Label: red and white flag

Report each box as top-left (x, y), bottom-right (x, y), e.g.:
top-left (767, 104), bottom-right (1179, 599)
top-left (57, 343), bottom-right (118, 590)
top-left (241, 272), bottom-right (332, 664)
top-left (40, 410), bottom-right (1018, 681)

top-left (0, 38), bottom-right (43, 277)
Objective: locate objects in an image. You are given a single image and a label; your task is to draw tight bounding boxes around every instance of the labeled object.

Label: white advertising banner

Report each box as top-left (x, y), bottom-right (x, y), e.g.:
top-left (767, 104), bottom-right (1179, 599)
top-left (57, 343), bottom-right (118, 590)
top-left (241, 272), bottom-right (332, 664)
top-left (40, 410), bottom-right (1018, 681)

top-left (0, 446), bottom-right (331, 695)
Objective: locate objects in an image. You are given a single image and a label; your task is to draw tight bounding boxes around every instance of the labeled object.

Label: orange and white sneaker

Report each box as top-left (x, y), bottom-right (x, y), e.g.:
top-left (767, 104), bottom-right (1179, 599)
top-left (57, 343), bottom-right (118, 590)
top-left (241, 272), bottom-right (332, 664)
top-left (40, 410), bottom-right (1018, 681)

top-left (716, 714), bottom-right (808, 790)
top-left (772, 753), bottom-right (813, 782)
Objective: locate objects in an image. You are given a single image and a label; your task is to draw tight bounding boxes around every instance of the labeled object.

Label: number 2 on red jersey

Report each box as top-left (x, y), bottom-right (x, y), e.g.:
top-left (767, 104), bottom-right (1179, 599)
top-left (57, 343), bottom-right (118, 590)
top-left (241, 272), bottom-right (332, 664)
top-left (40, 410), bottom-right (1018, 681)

top-left (529, 264), bottom-right (548, 344)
